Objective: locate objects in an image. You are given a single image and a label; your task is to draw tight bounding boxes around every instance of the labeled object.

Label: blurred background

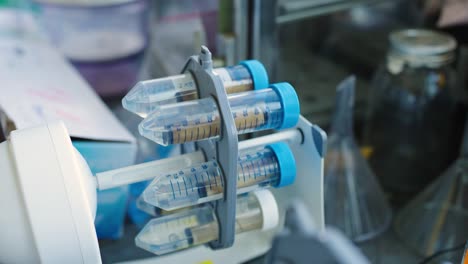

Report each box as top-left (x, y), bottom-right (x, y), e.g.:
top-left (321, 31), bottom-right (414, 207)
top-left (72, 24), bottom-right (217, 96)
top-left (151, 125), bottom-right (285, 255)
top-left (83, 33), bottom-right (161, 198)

top-left (1, 0), bottom-right (468, 263)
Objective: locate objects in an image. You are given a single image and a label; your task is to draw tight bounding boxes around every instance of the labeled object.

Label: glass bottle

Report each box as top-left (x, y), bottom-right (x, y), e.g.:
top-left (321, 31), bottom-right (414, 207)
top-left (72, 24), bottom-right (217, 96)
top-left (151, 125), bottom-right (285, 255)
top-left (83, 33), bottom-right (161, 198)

top-left (365, 29), bottom-right (466, 203)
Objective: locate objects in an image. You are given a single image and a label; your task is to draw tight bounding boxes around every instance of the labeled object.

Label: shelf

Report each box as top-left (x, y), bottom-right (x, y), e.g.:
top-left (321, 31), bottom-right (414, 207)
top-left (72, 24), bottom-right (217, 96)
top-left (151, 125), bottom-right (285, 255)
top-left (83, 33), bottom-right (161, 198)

top-left (277, 0), bottom-right (391, 24)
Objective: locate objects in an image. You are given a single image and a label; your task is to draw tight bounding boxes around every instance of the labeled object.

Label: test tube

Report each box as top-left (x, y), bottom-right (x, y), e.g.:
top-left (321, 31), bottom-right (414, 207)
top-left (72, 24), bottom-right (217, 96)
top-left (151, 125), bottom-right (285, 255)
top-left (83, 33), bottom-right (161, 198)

top-left (122, 60), bottom-right (269, 117)
top-left (142, 142), bottom-right (295, 211)
top-left (135, 190), bottom-right (279, 255)
top-left (138, 82), bottom-right (300, 146)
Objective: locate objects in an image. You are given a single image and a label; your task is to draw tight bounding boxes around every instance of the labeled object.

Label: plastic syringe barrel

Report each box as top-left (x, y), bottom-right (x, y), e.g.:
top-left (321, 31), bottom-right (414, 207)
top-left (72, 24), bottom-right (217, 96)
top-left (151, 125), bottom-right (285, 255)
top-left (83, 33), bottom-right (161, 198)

top-left (141, 142), bottom-right (296, 211)
top-left (138, 82), bottom-right (300, 146)
top-left (93, 129), bottom-right (303, 191)
top-left (135, 190), bottom-right (279, 255)
top-left (122, 60), bottom-right (269, 117)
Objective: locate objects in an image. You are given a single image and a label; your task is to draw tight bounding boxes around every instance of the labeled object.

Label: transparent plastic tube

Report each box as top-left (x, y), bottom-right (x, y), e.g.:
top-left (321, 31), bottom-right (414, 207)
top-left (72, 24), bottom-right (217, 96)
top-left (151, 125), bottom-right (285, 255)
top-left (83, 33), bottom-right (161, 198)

top-left (122, 60), bottom-right (269, 117)
top-left (142, 143), bottom-right (295, 210)
top-left (138, 82), bottom-right (300, 146)
top-left (135, 190), bottom-right (279, 255)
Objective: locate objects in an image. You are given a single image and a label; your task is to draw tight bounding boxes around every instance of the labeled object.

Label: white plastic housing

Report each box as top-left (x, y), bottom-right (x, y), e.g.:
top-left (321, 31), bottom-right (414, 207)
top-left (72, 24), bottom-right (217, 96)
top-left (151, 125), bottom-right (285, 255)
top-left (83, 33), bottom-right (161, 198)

top-left (0, 121), bottom-right (101, 263)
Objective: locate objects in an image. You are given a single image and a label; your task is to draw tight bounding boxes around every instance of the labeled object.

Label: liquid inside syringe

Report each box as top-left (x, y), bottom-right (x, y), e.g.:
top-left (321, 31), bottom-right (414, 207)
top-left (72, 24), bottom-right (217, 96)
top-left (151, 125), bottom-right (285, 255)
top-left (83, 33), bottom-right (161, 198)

top-left (139, 82), bottom-right (300, 146)
top-left (163, 101), bottom-right (273, 145)
top-left (142, 142), bottom-right (295, 211)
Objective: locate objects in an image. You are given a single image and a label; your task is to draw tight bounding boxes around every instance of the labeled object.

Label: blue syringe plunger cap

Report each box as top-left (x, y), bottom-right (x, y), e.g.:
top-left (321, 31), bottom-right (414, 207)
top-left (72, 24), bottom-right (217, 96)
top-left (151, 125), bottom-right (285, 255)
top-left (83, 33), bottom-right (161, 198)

top-left (267, 142), bottom-right (296, 188)
top-left (240, 60), bottom-right (269, 90)
top-left (270, 82), bottom-right (300, 129)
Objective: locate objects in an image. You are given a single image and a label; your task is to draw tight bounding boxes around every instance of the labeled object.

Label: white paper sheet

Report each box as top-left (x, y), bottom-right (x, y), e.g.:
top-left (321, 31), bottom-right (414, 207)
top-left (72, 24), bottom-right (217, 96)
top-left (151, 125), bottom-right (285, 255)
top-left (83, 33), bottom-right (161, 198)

top-left (0, 37), bottom-right (134, 143)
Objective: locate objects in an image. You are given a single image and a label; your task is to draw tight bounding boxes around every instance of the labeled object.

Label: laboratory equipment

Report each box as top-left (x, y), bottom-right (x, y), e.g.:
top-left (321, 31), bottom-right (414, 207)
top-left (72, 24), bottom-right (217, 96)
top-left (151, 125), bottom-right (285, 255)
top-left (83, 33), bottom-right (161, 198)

top-left (0, 115), bottom-right (326, 263)
top-left (123, 60), bottom-right (269, 117)
top-left (325, 76), bottom-right (391, 242)
top-left (138, 82), bottom-right (300, 145)
top-left (395, 118), bottom-right (468, 257)
top-left (365, 29), bottom-right (465, 203)
top-left (0, 44), bottom-right (325, 263)
top-left (35, 0), bottom-right (150, 97)
top-left (135, 189), bottom-right (279, 255)
top-left (142, 142), bottom-right (296, 210)
top-left (131, 47), bottom-right (306, 251)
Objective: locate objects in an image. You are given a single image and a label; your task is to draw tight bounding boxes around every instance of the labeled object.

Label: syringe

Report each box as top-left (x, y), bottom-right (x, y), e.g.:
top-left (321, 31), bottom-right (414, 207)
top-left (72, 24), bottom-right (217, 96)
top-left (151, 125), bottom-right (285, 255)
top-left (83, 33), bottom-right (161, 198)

top-left (94, 130), bottom-right (303, 191)
top-left (138, 82), bottom-right (300, 146)
top-left (135, 189), bottom-right (279, 255)
top-left (122, 60), bottom-right (269, 117)
top-left (141, 142), bottom-right (295, 211)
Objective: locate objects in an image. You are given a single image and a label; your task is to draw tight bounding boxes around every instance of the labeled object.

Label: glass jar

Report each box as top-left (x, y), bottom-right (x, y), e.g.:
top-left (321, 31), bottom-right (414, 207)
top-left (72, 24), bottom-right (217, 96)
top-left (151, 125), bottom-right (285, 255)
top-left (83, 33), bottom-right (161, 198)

top-left (365, 29), bottom-right (466, 203)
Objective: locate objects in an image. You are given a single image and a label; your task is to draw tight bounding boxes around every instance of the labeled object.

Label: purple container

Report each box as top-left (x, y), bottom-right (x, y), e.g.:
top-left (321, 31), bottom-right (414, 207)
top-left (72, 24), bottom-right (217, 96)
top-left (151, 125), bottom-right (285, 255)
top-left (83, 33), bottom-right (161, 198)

top-left (35, 0), bottom-right (150, 98)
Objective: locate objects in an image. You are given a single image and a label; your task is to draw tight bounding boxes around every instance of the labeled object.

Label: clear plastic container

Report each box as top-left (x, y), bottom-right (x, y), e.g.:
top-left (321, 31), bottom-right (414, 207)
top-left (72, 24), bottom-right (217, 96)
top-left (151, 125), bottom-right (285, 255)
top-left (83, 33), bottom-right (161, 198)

top-left (142, 142), bottom-right (295, 210)
top-left (138, 82), bottom-right (300, 145)
top-left (135, 189), bottom-right (279, 255)
top-left (123, 60), bottom-right (269, 117)
top-left (35, 0), bottom-right (150, 97)
top-left (325, 76), bottom-right (391, 242)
